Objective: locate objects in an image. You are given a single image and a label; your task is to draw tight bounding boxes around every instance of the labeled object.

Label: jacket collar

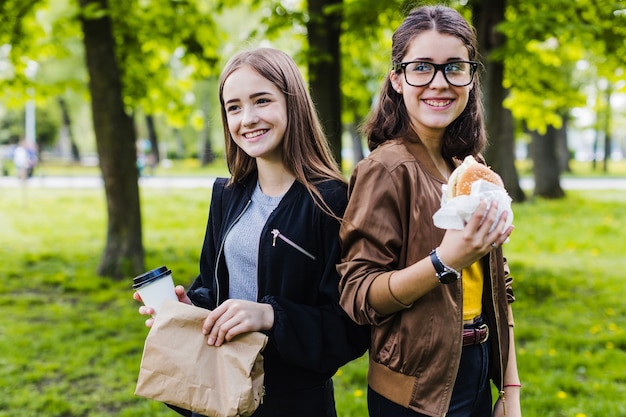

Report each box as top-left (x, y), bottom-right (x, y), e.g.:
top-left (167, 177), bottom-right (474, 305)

top-left (238, 172), bottom-right (302, 205)
top-left (400, 131), bottom-right (457, 184)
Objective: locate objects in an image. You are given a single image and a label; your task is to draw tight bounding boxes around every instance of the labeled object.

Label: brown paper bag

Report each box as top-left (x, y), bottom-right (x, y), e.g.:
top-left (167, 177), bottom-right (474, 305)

top-left (135, 299), bottom-right (268, 417)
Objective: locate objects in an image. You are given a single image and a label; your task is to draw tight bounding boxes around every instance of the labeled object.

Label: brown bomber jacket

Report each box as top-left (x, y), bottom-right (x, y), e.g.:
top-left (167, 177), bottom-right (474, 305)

top-left (338, 136), bottom-right (515, 417)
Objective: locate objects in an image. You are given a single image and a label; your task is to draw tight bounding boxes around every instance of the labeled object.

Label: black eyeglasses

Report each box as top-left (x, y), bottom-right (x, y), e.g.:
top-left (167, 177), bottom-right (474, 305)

top-left (393, 61), bottom-right (478, 87)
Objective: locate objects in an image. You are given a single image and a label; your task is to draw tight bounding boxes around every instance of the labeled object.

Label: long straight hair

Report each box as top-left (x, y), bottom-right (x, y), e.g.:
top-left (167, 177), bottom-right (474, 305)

top-left (363, 5), bottom-right (486, 159)
top-left (218, 47), bottom-right (346, 214)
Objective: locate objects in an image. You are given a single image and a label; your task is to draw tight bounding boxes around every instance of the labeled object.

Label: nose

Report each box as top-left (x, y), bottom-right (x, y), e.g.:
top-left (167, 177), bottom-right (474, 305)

top-left (242, 106), bottom-right (259, 127)
top-left (429, 68), bottom-right (449, 89)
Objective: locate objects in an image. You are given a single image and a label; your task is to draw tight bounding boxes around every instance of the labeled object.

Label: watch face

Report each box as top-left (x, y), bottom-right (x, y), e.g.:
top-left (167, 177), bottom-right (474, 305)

top-left (439, 271), bottom-right (459, 284)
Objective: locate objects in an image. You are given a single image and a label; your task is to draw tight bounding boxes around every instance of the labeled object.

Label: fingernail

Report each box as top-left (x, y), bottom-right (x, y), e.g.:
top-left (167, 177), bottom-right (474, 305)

top-left (207, 337), bottom-right (215, 345)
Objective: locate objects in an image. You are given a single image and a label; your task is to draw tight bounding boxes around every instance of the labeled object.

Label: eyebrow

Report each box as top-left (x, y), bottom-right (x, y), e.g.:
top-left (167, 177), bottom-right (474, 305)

top-left (224, 91), bottom-right (274, 105)
top-left (409, 57), bottom-right (467, 62)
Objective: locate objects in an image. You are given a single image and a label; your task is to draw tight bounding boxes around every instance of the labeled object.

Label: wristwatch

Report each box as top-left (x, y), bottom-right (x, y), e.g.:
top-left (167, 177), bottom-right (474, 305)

top-left (429, 248), bottom-right (461, 284)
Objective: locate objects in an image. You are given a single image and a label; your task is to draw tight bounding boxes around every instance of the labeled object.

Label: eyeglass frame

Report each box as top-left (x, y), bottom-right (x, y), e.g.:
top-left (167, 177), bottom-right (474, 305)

top-left (392, 60), bottom-right (479, 87)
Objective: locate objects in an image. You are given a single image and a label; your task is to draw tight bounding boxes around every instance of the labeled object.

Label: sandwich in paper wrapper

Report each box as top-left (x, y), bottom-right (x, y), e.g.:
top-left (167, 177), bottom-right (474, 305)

top-left (433, 155), bottom-right (513, 234)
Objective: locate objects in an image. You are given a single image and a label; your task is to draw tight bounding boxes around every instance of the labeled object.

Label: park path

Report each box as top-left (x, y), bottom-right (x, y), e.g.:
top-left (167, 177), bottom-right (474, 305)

top-left (0, 175), bottom-right (624, 190)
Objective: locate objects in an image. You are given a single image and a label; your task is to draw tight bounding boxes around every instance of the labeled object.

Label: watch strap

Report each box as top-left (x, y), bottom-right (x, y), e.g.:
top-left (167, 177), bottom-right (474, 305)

top-left (429, 248), bottom-right (461, 284)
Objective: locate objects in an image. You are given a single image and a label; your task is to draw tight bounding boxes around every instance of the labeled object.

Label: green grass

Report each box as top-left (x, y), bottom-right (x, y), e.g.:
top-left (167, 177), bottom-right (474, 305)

top-left (1, 184), bottom-right (626, 416)
top-left (500, 191), bottom-right (626, 417)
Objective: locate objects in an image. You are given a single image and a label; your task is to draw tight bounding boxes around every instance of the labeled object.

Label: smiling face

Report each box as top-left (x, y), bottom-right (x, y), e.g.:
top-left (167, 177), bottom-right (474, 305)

top-left (390, 30), bottom-right (472, 141)
top-left (222, 65), bottom-right (288, 164)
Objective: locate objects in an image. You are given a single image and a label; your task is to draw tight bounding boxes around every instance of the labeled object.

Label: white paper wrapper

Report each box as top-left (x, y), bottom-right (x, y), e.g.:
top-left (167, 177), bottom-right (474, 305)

top-left (433, 179), bottom-right (513, 234)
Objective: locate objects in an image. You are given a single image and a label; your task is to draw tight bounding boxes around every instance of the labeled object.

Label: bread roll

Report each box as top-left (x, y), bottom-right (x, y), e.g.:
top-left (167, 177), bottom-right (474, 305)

top-left (446, 155), bottom-right (504, 199)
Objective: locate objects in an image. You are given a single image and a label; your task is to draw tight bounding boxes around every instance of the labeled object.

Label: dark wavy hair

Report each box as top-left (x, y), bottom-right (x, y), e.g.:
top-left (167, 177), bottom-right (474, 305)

top-left (363, 5), bottom-right (486, 159)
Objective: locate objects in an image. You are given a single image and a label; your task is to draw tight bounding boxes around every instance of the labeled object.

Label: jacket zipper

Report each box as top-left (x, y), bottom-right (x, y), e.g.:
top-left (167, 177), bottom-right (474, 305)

top-left (270, 229), bottom-right (316, 261)
top-left (215, 199), bottom-right (252, 304)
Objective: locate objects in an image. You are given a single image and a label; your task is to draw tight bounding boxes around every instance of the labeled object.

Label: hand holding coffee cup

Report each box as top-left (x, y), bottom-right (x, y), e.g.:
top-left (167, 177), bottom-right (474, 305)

top-left (132, 266), bottom-right (178, 315)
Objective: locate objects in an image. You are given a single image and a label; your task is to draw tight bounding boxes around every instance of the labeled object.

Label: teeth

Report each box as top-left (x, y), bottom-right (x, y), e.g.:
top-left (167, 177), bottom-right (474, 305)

top-left (425, 100), bottom-right (451, 107)
top-left (244, 129), bottom-right (267, 138)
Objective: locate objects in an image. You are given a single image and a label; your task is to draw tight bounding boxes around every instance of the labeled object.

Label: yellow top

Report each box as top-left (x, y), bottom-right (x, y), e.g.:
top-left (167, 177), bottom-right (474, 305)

top-left (462, 261), bottom-right (483, 321)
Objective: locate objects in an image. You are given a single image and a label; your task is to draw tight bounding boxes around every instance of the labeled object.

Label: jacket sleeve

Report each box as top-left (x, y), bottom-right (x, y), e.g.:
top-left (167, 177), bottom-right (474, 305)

top-left (165, 404), bottom-right (192, 416)
top-left (260, 184), bottom-right (369, 373)
top-left (337, 158), bottom-right (409, 326)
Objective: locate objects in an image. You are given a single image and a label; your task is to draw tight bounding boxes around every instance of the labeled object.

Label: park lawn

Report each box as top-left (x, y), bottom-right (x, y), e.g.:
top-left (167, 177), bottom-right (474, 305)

top-left (1, 185), bottom-right (626, 417)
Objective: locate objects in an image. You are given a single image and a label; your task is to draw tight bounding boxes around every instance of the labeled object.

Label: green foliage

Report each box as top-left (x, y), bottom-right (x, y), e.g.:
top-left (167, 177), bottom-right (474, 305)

top-left (340, 0), bottom-right (404, 122)
top-left (0, 108), bottom-right (22, 144)
top-left (500, 0), bottom-right (626, 134)
top-left (107, 0), bottom-right (223, 121)
top-left (0, 0), bottom-right (224, 131)
top-left (0, 104), bottom-right (59, 146)
top-left (2, 185), bottom-right (626, 416)
top-left (3, 0), bottom-right (624, 164)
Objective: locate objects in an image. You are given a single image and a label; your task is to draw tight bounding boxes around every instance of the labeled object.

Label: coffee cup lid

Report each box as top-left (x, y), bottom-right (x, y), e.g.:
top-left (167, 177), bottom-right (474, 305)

top-left (132, 266), bottom-right (171, 289)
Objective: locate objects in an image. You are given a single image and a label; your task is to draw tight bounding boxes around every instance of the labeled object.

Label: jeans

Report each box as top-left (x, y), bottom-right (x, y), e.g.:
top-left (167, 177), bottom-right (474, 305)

top-left (368, 325), bottom-right (492, 417)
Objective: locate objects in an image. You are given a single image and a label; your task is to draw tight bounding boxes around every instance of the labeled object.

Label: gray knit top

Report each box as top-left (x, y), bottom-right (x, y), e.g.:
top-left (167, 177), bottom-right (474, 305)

top-left (224, 182), bottom-right (284, 301)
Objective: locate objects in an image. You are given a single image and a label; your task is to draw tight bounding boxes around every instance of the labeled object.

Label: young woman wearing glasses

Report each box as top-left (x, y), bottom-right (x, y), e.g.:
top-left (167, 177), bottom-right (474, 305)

top-left (338, 6), bottom-right (522, 417)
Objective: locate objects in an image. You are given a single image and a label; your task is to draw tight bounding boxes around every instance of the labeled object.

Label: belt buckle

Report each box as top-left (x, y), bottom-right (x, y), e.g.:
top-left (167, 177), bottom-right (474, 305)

top-left (478, 323), bottom-right (489, 343)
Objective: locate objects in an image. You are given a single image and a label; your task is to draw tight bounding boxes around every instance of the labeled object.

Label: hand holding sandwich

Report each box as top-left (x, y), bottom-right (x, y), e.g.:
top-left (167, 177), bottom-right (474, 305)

top-left (434, 155), bottom-right (514, 233)
top-left (433, 156), bottom-right (514, 271)
top-left (437, 197), bottom-right (513, 273)
top-left (445, 155), bottom-right (504, 200)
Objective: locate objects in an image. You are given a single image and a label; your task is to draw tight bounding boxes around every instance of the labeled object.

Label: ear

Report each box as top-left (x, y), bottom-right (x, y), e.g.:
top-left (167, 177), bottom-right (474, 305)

top-left (389, 70), bottom-right (403, 94)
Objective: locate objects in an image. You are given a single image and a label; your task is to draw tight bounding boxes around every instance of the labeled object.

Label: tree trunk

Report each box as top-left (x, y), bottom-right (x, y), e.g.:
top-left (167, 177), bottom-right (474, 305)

top-left (145, 114), bottom-right (160, 164)
top-left (348, 111), bottom-right (364, 164)
top-left (602, 86), bottom-right (612, 173)
top-left (530, 126), bottom-right (565, 198)
top-left (307, 0), bottom-right (342, 166)
top-left (79, 0), bottom-right (144, 279)
top-left (556, 114), bottom-right (572, 173)
top-left (592, 127), bottom-right (600, 171)
top-left (173, 128), bottom-right (185, 158)
top-left (199, 94), bottom-right (215, 166)
top-left (472, 0), bottom-right (526, 202)
top-left (57, 97), bottom-right (81, 162)
top-left (556, 113), bottom-right (571, 173)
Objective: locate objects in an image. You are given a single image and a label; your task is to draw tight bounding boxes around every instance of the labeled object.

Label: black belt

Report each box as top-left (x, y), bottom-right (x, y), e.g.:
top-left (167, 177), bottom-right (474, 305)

top-left (462, 323), bottom-right (489, 346)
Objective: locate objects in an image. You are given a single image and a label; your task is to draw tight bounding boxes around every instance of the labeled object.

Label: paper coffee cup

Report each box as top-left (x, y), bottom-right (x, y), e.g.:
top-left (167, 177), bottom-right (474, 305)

top-left (132, 266), bottom-right (177, 314)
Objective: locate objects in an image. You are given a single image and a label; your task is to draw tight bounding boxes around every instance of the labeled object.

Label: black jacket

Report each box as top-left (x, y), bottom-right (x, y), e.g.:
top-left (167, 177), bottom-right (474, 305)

top-left (186, 175), bottom-right (369, 396)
